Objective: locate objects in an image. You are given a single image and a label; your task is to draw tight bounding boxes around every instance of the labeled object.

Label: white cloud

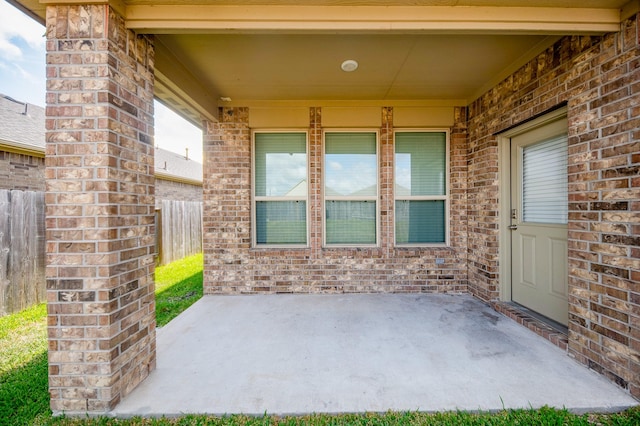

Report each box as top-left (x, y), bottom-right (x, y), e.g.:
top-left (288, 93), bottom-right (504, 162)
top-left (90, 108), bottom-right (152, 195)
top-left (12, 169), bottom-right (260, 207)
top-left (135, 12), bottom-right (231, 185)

top-left (0, 2), bottom-right (45, 105)
top-left (264, 153), bottom-right (306, 196)
top-left (0, 2), bottom-right (45, 59)
top-left (0, 38), bottom-right (22, 59)
top-left (326, 156), bottom-right (377, 196)
top-left (154, 101), bottom-right (204, 163)
top-left (328, 160), bottom-right (343, 171)
top-left (14, 63), bottom-right (38, 81)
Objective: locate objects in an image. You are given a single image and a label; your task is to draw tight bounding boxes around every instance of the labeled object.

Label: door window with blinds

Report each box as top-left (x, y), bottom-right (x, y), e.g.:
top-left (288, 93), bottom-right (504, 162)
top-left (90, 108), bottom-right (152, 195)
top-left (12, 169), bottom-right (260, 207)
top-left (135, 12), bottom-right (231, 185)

top-left (324, 132), bottom-right (378, 246)
top-left (394, 131), bottom-right (448, 245)
top-left (253, 132), bottom-right (308, 246)
top-left (522, 135), bottom-right (568, 224)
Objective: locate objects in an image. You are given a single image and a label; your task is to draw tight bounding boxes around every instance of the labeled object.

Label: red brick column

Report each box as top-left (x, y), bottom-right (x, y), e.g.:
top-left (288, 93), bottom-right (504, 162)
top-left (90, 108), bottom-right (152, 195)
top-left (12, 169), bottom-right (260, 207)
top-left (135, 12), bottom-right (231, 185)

top-left (45, 5), bottom-right (156, 413)
top-left (203, 108), bottom-right (251, 293)
top-left (309, 107), bottom-right (323, 257)
top-left (379, 107), bottom-right (394, 253)
top-left (450, 106), bottom-right (469, 288)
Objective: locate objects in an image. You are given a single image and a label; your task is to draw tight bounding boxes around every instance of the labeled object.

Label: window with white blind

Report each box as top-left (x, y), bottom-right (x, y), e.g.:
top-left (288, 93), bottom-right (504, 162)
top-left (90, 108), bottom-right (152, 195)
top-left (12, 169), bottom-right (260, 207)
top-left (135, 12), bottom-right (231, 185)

top-left (253, 132), bottom-right (308, 246)
top-left (324, 132), bottom-right (378, 246)
top-left (395, 131), bottom-right (448, 245)
top-left (522, 135), bottom-right (568, 224)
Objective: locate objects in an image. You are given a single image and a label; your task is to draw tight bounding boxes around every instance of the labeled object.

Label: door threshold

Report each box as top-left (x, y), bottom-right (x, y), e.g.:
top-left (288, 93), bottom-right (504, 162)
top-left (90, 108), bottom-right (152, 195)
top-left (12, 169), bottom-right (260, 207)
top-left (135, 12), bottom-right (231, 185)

top-left (492, 301), bottom-right (568, 351)
top-left (511, 302), bottom-right (568, 334)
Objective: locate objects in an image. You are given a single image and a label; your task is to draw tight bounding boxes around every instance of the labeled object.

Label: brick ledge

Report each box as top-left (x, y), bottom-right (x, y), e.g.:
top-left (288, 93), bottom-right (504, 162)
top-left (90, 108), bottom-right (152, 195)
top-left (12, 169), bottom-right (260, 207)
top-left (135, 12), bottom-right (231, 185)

top-left (491, 301), bottom-right (568, 351)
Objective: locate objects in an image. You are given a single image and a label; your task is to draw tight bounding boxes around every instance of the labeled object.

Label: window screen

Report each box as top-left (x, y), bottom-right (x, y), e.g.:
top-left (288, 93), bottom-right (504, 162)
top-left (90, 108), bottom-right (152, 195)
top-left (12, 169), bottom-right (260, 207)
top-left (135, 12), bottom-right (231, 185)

top-left (254, 132), bottom-right (307, 245)
top-left (395, 132), bottom-right (447, 244)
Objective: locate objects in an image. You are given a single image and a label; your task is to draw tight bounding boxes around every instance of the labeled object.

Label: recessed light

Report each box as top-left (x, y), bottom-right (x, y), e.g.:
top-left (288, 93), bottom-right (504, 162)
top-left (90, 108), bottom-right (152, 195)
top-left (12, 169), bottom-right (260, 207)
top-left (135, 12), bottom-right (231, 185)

top-left (341, 60), bottom-right (358, 72)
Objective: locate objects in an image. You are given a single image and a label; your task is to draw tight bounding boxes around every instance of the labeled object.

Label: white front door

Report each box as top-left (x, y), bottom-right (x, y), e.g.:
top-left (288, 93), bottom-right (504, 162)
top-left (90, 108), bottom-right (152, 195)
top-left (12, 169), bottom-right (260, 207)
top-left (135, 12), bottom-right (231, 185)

top-left (510, 117), bottom-right (568, 326)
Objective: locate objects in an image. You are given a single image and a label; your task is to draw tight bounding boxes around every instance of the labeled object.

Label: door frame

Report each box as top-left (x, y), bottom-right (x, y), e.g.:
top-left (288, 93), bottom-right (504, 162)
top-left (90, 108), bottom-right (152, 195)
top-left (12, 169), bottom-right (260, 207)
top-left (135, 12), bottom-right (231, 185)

top-left (497, 106), bottom-right (568, 303)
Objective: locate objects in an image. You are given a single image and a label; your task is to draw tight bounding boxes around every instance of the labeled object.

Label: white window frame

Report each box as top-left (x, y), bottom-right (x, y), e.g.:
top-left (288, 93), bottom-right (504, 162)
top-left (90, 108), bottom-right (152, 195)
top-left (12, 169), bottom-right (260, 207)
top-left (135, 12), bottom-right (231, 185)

top-left (393, 129), bottom-right (450, 247)
top-left (251, 130), bottom-right (310, 248)
top-left (323, 129), bottom-right (380, 248)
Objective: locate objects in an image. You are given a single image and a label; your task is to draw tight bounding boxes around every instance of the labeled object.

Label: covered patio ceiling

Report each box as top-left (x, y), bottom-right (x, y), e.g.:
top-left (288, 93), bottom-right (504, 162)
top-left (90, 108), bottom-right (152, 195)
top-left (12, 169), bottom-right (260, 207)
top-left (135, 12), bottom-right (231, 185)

top-left (11, 0), bottom-right (636, 125)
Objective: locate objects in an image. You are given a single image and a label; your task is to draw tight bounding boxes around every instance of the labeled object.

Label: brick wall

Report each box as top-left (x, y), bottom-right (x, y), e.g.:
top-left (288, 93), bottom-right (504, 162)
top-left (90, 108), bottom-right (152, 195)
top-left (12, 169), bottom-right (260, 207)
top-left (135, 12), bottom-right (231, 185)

top-left (155, 178), bottom-right (202, 208)
top-left (203, 106), bottom-right (468, 294)
top-left (45, 5), bottom-right (156, 413)
top-left (0, 151), bottom-right (203, 201)
top-left (0, 151), bottom-right (45, 191)
top-left (467, 14), bottom-right (639, 398)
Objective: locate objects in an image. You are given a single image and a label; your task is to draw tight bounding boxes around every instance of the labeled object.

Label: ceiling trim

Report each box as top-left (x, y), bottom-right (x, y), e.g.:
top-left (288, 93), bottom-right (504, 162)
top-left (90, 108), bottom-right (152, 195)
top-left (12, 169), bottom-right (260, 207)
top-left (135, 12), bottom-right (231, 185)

top-left (218, 99), bottom-right (467, 108)
top-left (125, 5), bottom-right (621, 34)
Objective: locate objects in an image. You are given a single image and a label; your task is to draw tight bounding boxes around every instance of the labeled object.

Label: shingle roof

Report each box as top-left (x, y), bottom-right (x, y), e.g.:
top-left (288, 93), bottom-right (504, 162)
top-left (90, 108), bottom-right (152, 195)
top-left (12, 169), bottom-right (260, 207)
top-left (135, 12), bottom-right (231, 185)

top-left (0, 94), bottom-right (45, 150)
top-left (154, 146), bottom-right (203, 184)
top-left (0, 93), bottom-right (202, 184)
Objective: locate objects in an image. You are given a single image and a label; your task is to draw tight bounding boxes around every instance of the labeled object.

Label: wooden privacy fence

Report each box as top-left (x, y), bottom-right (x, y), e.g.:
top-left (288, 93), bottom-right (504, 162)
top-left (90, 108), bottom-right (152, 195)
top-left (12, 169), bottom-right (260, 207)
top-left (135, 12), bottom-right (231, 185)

top-left (0, 190), bottom-right (46, 316)
top-left (0, 191), bottom-right (202, 316)
top-left (156, 200), bottom-right (203, 265)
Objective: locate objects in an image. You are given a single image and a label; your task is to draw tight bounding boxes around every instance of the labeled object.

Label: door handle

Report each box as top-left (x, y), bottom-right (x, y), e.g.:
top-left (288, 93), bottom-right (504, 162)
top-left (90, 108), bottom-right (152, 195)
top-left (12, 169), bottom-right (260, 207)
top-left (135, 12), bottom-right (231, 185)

top-left (508, 225), bottom-right (518, 230)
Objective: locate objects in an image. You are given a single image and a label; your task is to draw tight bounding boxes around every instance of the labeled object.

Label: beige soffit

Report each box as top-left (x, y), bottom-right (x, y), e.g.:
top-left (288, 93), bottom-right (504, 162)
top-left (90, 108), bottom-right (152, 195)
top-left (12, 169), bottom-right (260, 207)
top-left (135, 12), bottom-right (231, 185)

top-left (154, 39), bottom-right (219, 126)
top-left (12, 0), bottom-right (632, 126)
top-left (122, 1), bottom-right (623, 123)
top-left (154, 33), bottom-right (557, 103)
top-left (622, 0), bottom-right (640, 19)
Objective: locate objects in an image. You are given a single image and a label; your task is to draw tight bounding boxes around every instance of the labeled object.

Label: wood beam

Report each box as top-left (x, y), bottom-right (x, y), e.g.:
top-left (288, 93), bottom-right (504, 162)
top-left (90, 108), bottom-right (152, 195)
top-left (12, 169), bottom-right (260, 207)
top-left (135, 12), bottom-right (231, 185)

top-left (125, 5), bottom-right (621, 34)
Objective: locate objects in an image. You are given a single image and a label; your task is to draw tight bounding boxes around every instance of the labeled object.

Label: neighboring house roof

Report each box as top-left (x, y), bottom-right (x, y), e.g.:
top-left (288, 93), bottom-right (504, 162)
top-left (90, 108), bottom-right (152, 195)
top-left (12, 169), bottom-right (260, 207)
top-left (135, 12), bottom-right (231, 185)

top-left (154, 147), bottom-right (203, 185)
top-left (325, 184), bottom-right (377, 197)
top-left (285, 179), bottom-right (307, 197)
top-left (0, 93), bottom-right (202, 185)
top-left (394, 184), bottom-right (411, 197)
top-left (0, 94), bottom-right (45, 156)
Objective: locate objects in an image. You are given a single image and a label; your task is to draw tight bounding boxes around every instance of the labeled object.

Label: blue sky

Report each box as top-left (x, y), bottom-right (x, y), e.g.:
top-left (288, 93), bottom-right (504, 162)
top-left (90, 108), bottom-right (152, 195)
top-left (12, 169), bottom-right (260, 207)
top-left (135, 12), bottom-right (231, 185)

top-left (0, 0), bottom-right (203, 163)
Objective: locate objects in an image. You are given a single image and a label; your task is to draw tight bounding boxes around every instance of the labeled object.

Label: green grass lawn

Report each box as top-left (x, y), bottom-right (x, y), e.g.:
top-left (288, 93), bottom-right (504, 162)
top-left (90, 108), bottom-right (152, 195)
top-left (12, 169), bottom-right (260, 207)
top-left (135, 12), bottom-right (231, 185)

top-left (0, 253), bottom-right (204, 425)
top-left (0, 303), bottom-right (50, 425)
top-left (29, 406), bottom-right (640, 425)
top-left (1, 251), bottom-right (639, 425)
top-left (155, 253), bottom-right (204, 327)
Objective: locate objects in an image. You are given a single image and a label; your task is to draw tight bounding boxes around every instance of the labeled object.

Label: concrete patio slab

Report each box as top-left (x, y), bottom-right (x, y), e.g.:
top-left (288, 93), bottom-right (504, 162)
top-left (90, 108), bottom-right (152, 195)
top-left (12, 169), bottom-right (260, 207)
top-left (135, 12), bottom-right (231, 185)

top-left (112, 294), bottom-right (637, 417)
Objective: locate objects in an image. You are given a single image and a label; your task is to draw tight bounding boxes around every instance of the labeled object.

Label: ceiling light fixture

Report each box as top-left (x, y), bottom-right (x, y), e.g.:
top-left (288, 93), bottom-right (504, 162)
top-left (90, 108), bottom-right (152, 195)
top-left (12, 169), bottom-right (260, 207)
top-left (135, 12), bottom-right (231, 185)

top-left (341, 59), bottom-right (359, 72)
top-left (220, 96), bottom-right (232, 102)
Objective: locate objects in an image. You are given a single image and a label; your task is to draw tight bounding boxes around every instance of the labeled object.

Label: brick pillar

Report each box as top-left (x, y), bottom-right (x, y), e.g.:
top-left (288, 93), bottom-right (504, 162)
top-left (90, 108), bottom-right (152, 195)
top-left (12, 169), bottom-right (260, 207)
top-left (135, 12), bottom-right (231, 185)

top-left (309, 107), bottom-right (322, 256)
top-left (379, 107), bottom-right (394, 253)
top-left (45, 5), bottom-right (156, 413)
top-left (203, 107), bottom-right (251, 293)
top-left (450, 107), bottom-right (469, 287)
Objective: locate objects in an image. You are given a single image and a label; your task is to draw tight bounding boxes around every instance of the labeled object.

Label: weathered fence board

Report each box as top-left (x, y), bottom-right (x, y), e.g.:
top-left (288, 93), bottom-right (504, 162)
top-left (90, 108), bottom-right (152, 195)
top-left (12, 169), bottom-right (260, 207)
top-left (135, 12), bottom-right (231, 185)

top-left (0, 190), bottom-right (46, 316)
top-left (158, 200), bottom-right (202, 265)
